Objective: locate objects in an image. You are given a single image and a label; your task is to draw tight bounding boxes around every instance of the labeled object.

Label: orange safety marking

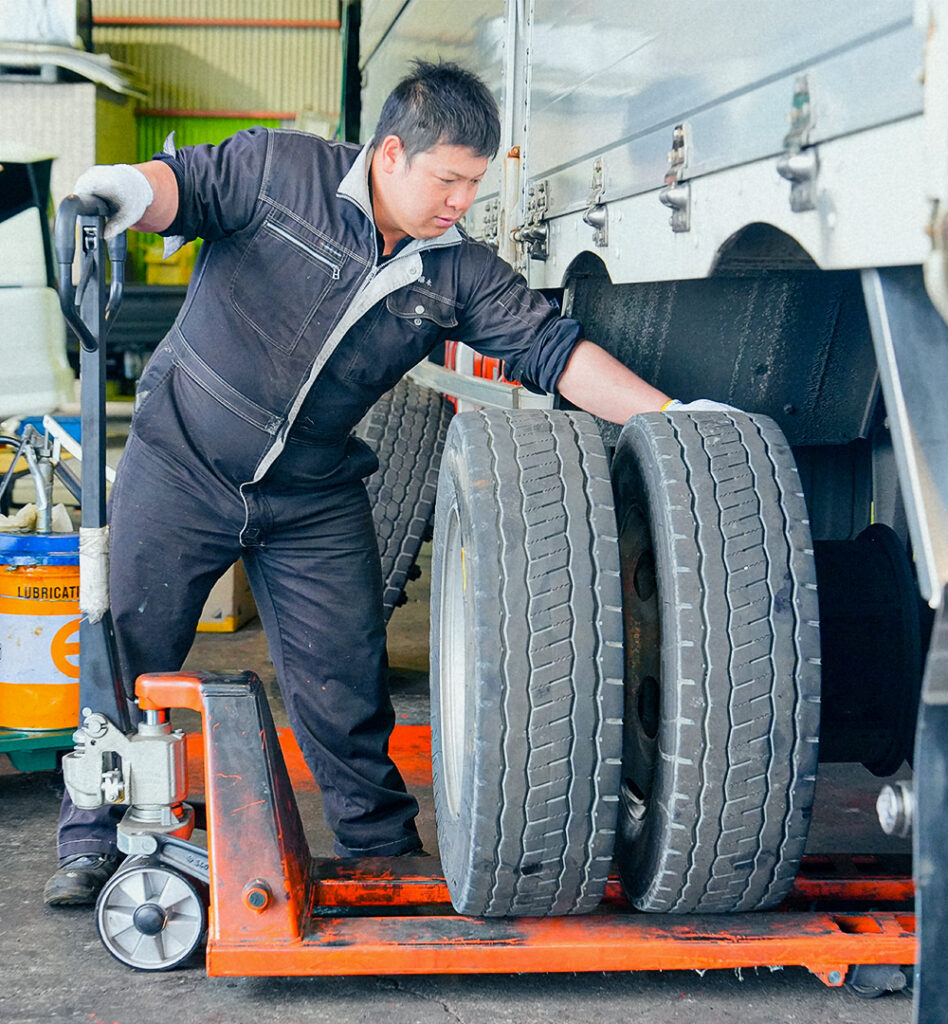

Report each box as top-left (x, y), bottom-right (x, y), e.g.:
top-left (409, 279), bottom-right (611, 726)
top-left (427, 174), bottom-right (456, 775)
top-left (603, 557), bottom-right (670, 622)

top-left (443, 341), bottom-right (459, 411)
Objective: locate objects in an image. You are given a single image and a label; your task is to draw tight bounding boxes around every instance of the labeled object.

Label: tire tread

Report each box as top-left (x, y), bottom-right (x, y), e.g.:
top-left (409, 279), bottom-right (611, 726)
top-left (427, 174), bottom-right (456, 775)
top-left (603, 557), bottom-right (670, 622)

top-left (615, 411), bottom-right (820, 914)
top-left (355, 378), bottom-right (452, 620)
top-left (431, 409), bottom-right (623, 917)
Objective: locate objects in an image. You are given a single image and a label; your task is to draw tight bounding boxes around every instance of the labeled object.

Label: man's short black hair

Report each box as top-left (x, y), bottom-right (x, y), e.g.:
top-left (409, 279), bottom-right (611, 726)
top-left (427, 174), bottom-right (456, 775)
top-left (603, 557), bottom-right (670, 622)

top-left (371, 60), bottom-right (500, 161)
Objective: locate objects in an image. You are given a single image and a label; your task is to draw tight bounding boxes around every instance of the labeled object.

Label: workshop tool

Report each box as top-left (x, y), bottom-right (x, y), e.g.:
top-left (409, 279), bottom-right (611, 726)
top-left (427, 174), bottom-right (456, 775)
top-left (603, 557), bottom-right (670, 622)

top-left (53, 194), bottom-right (131, 736)
top-left (72, 668), bottom-right (917, 983)
top-left (55, 196), bottom-right (196, 866)
top-left (54, 196), bottom-right (201, 964)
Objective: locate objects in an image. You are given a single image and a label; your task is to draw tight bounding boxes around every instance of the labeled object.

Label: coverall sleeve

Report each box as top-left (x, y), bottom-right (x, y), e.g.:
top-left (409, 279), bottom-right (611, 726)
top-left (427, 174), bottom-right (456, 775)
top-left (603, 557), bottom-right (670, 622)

top-left (452, 245), bottom-right (583, 394)
top-left (153, 127), bottom-right (269, 243)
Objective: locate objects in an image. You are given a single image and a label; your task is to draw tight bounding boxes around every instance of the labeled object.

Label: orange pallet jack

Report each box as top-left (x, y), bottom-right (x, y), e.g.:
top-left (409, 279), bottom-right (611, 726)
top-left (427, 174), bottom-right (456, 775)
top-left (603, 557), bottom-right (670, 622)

top-left (72, 669), bottom-right (910, 991)
top-left (53, 203), bottom-right (926, 1011)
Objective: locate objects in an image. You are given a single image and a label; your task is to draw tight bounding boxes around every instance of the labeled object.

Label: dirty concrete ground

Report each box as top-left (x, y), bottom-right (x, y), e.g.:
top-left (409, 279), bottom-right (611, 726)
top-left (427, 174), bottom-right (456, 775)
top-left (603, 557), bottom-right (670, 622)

top-left (0, 420), bottom-right (916, 1024)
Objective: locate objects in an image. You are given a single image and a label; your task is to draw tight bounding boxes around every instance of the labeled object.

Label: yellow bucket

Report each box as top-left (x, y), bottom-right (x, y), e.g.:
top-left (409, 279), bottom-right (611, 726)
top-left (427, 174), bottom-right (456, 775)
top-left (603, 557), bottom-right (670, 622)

top-left (0, 534), bottom-right (80, 731)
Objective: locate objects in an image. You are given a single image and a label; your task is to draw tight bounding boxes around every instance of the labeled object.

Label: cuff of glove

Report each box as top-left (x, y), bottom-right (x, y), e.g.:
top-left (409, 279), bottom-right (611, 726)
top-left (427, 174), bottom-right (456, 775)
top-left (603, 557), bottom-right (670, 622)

top-left (662, 398), bottom-right (741, 413)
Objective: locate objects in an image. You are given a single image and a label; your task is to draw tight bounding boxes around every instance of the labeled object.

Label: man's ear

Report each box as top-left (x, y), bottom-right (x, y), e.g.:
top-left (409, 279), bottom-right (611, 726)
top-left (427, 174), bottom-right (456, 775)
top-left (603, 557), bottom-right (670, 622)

top-left (377, 135), bottom-right (405, 173)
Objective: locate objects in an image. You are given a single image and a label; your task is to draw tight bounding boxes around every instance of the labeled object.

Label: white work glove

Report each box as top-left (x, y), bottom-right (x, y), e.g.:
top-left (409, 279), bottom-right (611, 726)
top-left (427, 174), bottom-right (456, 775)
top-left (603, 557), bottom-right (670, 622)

top-left (72, 164), bottom-right (154, 241)
top-left (663, 398), bottom-right (742, 413)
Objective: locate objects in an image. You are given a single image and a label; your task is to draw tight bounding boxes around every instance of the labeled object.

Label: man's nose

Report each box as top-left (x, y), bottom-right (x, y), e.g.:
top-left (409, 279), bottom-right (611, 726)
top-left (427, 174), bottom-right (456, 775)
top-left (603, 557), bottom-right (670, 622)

top-left (447, 182), bottom-right (478, 210)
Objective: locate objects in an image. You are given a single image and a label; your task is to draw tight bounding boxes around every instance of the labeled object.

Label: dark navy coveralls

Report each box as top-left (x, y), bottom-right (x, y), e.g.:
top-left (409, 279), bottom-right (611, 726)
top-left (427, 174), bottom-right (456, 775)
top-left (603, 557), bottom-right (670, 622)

top-left (58, 127), bottom-right (583, 858)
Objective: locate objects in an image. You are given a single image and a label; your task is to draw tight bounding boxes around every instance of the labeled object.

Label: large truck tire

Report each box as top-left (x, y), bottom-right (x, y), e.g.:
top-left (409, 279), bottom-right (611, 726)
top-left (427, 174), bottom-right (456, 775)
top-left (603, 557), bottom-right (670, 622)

top-left (613, 411), bottom-right (821, 913)
top-left (430, 409), bottom-right (624, 917)
top-left (355, 377), bottom-right (452, 620)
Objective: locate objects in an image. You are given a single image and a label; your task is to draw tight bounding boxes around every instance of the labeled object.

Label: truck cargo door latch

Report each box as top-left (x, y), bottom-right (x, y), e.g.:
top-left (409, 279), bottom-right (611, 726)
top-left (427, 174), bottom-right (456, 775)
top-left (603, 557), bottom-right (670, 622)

top-left (583, 158), bottom-right (608, 247)
top-left (778, 75), bottom-right (820, 212)
top-left (480, 197), bottom-right (500, 251)
top-left (512, 179), bottom-right (549, 260)
top-left (658, 124), bottom-right (690, 232)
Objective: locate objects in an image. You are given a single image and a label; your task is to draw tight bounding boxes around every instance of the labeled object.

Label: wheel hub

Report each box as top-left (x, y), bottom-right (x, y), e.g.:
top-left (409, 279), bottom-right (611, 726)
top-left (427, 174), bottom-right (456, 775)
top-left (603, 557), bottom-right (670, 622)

top-left (618, 500), bottom-right (661, 829)
top-left (132, 902), bottom-right (167, 935)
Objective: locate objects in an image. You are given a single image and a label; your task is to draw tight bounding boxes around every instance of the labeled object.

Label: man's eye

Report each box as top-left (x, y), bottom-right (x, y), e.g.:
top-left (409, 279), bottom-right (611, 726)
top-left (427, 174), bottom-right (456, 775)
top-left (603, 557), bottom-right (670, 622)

top-left (439, 178), bottom-right (455, 185)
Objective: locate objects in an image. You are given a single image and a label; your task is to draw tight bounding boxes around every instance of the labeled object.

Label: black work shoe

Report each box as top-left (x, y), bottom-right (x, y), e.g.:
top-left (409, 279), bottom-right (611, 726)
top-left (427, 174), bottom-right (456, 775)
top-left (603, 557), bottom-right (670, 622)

top-left (43, 852), bottom-right (122, 907)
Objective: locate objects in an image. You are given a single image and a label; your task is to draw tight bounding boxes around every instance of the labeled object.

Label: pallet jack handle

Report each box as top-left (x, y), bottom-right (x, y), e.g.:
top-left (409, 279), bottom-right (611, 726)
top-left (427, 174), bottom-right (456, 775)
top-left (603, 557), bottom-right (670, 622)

top-left (54, 194), bottom-right (126, 352)
top-left (53, 197), bottom-right (131, 732)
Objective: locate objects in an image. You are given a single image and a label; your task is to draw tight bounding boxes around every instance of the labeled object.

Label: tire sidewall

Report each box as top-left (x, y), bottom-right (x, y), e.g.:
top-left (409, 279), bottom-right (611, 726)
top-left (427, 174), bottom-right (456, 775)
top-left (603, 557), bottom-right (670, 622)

top-left (613, 415), bottom-right (699, 899)
top-left (430, 421), bottom-right (505, 912)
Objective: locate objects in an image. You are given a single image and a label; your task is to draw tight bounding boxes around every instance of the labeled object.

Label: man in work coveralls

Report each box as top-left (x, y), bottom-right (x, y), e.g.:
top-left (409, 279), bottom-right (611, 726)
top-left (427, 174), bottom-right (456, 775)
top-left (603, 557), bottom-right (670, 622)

top-left (45, 61), bottom-right (726, 905)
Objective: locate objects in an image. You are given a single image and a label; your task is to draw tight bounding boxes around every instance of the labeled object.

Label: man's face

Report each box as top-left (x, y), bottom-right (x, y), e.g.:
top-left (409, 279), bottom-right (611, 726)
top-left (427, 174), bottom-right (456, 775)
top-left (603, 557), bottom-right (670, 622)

top-left (372, 136), bottom-right (489, 245)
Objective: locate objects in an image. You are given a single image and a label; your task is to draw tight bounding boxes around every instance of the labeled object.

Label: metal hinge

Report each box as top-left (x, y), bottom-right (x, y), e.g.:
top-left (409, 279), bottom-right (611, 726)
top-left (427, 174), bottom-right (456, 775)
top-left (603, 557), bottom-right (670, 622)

top-left (658, 123), bottom-right (690, 232)
top-left (776, 74), bottom-right (819, 212)
top-left (512, 179), bottom-right (549, 261)
top-left (583, 158), bottom-right (608, 247)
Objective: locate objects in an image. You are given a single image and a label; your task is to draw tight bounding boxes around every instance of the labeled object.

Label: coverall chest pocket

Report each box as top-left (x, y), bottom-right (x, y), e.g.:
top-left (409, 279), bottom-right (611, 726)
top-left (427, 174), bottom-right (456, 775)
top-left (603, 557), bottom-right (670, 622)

top-left (342, 286), bottom-right (459, 388)
top-left (230, 219), bottom-right (345, 353)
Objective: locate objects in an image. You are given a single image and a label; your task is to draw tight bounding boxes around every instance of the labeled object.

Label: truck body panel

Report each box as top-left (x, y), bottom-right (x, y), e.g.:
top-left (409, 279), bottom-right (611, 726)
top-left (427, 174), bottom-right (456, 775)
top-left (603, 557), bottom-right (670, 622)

top-left (361, 0), bottom-right (948, 602)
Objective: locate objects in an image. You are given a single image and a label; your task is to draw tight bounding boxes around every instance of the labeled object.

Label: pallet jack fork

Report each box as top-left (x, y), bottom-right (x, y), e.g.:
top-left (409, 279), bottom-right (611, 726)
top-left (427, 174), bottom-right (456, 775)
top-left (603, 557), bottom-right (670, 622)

top-left (59, 668), bottom-right (915, 988)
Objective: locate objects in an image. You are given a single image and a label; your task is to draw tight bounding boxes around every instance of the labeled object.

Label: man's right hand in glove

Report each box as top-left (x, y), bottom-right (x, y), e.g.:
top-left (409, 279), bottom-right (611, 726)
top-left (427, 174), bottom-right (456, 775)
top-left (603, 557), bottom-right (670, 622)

top-left (72, 161), bottom-right (179, 239)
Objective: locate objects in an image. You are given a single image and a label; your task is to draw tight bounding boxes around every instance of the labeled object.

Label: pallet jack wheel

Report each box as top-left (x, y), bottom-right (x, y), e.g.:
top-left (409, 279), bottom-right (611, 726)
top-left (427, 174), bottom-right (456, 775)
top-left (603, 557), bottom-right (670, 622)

top-left (95, 857), bottom-right (206, 971)
top-left (430, 409), bottom-right (623, 916)
top-left (612, 411), bottom-right (821, 913)
top-left (844, 963), bottom-right (910, 998)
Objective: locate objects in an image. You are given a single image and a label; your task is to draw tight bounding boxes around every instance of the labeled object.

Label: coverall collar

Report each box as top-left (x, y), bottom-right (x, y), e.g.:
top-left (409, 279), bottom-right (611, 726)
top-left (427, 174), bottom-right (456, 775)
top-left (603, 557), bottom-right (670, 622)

top-left (337, 143), bottom-right (463, 252)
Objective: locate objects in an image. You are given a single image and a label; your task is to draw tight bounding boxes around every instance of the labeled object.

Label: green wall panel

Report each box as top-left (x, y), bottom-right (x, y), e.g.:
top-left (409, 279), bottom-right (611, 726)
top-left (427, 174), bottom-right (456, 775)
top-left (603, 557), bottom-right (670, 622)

top-left (136, 115), bottom-right (282, 163)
